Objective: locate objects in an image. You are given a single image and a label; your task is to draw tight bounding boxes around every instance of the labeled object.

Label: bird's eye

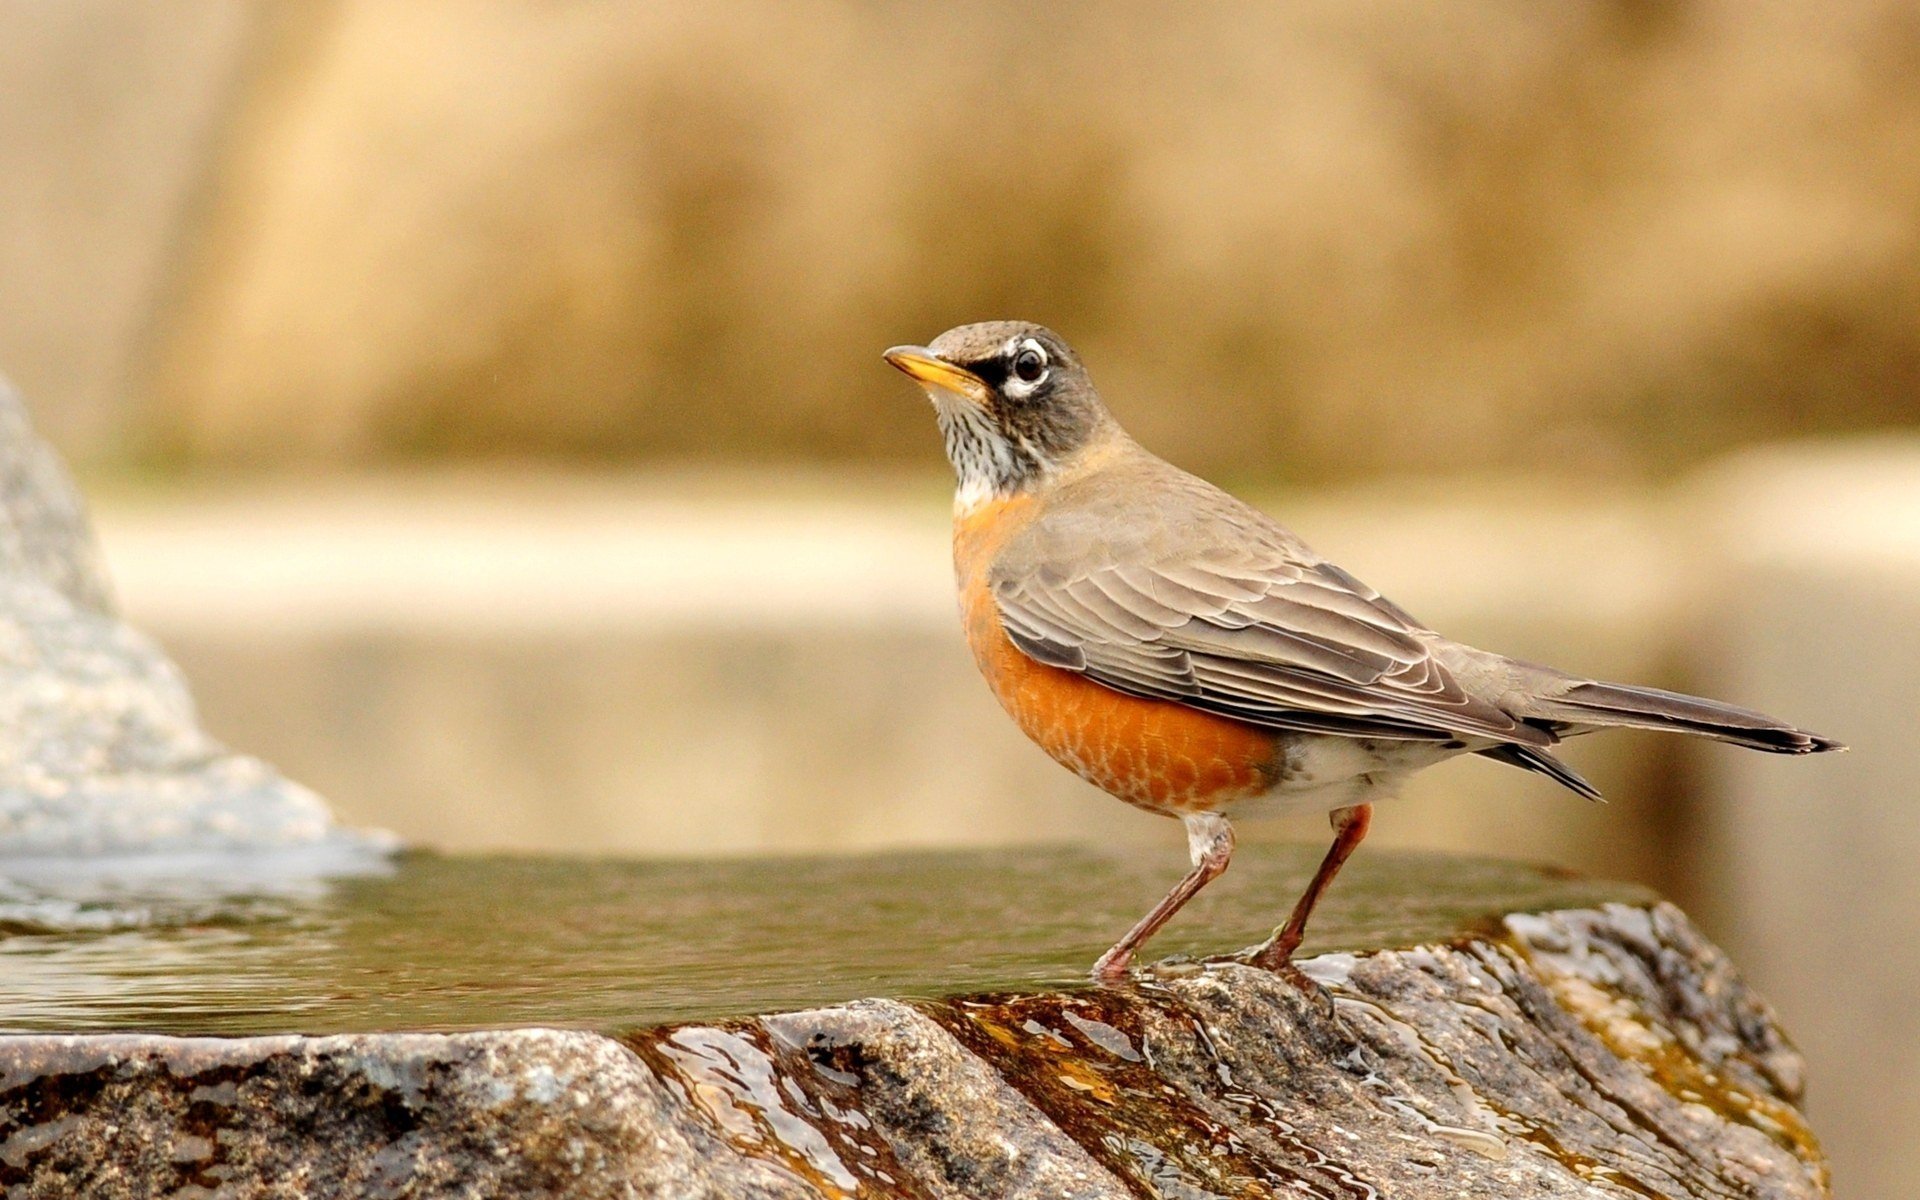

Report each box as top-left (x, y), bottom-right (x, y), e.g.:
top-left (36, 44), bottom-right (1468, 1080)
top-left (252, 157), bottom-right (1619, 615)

top-left (1012, 344), bottom-right (1048, 384)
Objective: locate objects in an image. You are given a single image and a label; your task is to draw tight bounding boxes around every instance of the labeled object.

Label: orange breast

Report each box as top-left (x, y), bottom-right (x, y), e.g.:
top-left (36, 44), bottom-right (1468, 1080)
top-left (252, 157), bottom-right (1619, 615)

top-left (954, 496), bottom-right (1280, 816)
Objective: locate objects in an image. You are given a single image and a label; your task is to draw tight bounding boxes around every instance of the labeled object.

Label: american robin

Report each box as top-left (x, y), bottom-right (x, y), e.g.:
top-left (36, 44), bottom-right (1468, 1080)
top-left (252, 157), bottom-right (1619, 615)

top-left (885, 320), bottom-right (1842, 983)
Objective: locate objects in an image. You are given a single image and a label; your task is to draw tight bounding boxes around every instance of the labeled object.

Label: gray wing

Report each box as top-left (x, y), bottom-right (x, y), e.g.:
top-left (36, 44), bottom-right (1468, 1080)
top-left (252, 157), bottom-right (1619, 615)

top-left (994, 545), bottom-right (1555, 749)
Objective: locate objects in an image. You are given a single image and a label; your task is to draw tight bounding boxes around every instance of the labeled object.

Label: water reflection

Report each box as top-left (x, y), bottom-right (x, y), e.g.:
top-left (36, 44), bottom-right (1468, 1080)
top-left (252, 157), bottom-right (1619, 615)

top-left (0, 845), bottom-right (1645, 1035)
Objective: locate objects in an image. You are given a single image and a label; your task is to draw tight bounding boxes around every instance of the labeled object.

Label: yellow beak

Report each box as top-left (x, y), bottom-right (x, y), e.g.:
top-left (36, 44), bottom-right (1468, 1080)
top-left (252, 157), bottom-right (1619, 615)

top-left (883, 346), bottom-right (990, 404)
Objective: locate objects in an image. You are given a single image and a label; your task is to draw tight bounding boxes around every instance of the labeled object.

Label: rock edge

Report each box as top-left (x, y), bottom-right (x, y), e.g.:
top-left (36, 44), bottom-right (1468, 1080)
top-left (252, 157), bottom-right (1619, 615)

top-left (0, 374), bottom-right (375, 857)
top-left (0, 900), bottom-right (1826, 1199)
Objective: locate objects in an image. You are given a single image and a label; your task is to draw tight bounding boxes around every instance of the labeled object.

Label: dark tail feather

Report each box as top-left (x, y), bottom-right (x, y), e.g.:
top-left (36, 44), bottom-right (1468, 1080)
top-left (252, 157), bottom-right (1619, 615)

top-left (1537, 680), bottom-right (1845, 755)
top-left (1478, 743), bottom-right (1605, 801)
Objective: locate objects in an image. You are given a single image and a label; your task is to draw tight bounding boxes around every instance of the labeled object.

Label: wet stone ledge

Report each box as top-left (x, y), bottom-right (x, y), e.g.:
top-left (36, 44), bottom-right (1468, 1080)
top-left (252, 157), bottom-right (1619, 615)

top-left (0, 900), bottom-right (1823, 1199)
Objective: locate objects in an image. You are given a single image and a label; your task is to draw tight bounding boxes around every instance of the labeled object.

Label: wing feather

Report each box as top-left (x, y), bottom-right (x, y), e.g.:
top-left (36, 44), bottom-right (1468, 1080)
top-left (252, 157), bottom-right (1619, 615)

top-left (1062, 578), bottom-right (1164, 640)
top-left (995, 555), bottom-right (1548, 748)
top-left (1152, 562), bottom-right (1270, 603)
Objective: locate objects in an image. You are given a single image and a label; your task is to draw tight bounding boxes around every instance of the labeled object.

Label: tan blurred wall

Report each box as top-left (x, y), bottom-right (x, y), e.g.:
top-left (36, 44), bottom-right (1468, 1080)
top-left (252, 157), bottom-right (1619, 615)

top-left (27, 0), bottom-right (1910, 476)
top-left (1683, 443), bottom-right (1920, 1200)
top-left (0, 0), bottom-right (256, 458)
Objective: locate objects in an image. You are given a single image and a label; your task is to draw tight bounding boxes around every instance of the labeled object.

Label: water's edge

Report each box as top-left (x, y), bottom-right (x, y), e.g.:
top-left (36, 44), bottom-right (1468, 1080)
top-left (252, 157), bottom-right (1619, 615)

top-left (0, 845), bottom-right (1647, 1036)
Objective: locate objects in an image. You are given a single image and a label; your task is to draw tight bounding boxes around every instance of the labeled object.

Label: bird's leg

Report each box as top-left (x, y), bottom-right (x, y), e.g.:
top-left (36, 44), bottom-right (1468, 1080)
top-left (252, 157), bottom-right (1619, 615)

top-left (1093, 813), bottom-right (1235, 983)
top-left (1251, 803), bottom-right (1373, 972)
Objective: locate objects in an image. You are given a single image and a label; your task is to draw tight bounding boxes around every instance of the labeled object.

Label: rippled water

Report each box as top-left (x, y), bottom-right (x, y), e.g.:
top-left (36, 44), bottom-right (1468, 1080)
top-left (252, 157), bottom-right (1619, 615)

top-left (0, 844), bottom-right (1645, 1034)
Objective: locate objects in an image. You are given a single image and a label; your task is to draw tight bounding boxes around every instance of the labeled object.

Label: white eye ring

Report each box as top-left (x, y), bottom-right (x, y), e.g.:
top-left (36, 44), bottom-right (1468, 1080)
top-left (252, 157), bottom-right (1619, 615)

top-left (1008, 338), bottom-right (1050, 389)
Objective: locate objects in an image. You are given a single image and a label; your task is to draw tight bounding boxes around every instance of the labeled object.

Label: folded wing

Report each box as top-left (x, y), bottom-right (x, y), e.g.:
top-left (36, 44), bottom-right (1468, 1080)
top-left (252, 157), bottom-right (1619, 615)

top-left (994, 547), bottom-right (1555, 749)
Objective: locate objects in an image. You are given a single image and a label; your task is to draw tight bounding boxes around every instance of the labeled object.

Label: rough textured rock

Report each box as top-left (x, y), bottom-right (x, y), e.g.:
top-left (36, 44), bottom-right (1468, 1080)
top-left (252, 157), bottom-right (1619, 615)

top-left (0, 901), bottom-right (1826, 1198)
top-left (0, 376), bottom-right (358, 854)
top-left (0, 1030), bottom-right (793, 1200)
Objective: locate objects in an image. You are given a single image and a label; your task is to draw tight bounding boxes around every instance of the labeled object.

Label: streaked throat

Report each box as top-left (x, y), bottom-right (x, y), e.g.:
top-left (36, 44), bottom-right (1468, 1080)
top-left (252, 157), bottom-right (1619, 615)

top-left (937, 403), bottom-right (1042, 514)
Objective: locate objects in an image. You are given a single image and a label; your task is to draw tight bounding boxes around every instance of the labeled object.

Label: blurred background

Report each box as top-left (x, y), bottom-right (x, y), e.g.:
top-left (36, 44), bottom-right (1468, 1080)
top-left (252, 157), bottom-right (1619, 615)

top-left (2, 0), bottom-right (1917, 1190)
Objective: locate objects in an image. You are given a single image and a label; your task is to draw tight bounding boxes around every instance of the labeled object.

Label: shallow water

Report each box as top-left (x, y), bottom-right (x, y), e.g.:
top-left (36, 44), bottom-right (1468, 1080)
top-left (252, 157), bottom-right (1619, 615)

top-left (0, 844), bottom-right (1646, 1035)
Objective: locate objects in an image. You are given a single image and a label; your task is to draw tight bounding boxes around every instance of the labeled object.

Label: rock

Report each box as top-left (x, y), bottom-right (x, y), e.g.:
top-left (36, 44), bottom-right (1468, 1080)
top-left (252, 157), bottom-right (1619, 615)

top-left (0, 389), bottom-right (113, 617)
top-left (0, 900), bottom-right (1826, 1198)
top-left (0, 376), bottom-right (374, 856)
top-left (0, 1030), bottom-right (785, 1200)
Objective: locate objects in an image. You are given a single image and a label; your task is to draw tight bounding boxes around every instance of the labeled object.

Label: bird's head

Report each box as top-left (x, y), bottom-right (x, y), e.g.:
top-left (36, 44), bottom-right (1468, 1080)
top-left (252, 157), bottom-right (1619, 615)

top-left (885, 321), bottom-right (1114, 509)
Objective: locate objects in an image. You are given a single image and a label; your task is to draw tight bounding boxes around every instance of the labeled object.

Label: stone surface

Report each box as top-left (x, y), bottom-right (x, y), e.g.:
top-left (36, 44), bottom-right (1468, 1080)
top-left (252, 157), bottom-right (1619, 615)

top-left (0, 378), bottom-right (366, 855)
top-left (0, 1030), bottom-right (777, 1200)
top-left (0, 901), bottom-right (1827, 1197)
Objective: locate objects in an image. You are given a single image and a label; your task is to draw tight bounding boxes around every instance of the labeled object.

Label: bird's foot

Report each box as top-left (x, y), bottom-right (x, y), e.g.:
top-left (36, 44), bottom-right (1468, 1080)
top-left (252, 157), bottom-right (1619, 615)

top-left (1246, 944), bottom-right (1337, 1019)
top-left (1247, 950), bottom-right (1309, 988)
top-left (1090, 947), bottom-right (1133, 984)
top-left (1247, 934), bottom-right (1301, 974)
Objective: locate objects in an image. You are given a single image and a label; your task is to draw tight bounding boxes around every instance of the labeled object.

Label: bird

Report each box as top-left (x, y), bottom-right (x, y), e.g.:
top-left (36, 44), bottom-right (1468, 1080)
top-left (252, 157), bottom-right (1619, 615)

top-left (884, 320), bottom-right (1843, 983)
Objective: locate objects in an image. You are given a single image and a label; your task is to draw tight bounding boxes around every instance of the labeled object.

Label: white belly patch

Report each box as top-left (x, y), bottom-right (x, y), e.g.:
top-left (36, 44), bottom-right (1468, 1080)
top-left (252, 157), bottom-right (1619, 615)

top-left (1224, 735), bottom-right (1470, 820)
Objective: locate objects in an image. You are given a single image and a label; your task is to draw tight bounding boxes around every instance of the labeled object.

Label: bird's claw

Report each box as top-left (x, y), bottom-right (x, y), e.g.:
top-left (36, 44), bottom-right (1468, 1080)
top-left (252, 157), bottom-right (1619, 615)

top-left (1245, 952), bottom-right (1338, 1019)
